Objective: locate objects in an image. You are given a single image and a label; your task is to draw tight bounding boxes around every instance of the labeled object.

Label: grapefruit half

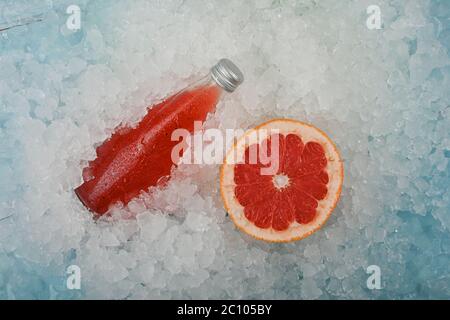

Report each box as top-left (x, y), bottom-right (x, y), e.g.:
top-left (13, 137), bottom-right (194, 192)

top-left (220, 119), bottom-right (343, 242)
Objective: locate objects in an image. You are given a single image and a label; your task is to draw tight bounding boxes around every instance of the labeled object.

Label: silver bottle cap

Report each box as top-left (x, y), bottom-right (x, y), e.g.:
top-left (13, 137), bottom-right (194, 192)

top-left (211, 58), bottom-right (244, 92)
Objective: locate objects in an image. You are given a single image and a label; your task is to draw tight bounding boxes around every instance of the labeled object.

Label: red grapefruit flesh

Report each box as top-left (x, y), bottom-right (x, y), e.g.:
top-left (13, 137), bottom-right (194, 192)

top-left (220, 119), bottom-right (343, 242)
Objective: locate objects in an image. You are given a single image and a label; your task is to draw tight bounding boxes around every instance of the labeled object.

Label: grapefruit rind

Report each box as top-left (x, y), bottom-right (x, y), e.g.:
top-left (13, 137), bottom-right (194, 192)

top-left (220, 119), bottom-right (344, 243)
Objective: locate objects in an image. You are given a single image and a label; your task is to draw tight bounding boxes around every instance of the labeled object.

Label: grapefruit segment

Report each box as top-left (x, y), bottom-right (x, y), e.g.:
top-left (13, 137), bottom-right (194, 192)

top-left (220, 119), bottom-right (344, 242)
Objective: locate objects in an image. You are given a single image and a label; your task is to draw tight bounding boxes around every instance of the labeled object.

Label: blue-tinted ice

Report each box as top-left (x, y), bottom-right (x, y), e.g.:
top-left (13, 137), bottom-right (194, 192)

top-left (0, 0), bottom-right (449, 299)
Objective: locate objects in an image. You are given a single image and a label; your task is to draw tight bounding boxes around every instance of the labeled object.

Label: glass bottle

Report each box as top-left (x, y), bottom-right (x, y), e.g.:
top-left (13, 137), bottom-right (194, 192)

top-left (75, 59), bottom-right (244, 215)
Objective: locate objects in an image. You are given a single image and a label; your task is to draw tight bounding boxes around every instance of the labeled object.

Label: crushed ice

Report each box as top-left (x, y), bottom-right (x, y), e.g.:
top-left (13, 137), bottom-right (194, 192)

top-left (0, 0), bottom-right (449, 299)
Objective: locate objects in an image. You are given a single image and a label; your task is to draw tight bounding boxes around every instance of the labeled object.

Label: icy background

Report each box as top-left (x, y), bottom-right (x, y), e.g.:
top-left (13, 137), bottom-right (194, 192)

top-left (1, 0), bottom-right (449, 299)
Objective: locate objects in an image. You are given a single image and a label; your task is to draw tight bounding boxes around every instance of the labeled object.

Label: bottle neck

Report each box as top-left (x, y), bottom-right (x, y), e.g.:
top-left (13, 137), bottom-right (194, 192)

top-left (188, 74), bottom-right (225, 96)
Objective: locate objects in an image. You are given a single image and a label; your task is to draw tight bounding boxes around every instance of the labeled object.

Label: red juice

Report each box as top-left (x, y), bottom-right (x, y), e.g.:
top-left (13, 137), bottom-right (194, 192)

top-left (75, 59), bottom-right (244, 215)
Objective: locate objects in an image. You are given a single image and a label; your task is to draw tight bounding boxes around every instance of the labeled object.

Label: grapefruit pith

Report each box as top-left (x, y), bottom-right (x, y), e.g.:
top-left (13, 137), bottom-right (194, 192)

top-left (220, 119), bottom-right (344, 242)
